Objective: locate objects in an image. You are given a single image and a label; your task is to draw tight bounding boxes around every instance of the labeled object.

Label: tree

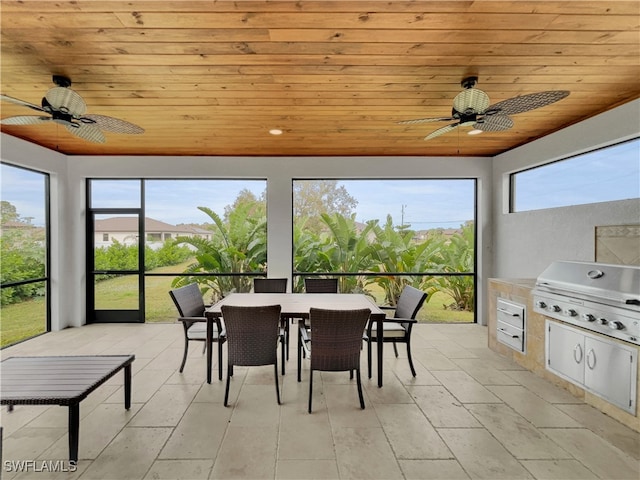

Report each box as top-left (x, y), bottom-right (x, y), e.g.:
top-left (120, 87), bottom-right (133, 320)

top-left (1, 201), bottom-right (19, 224)
top-left (294, 181), bottom-right (358, 233)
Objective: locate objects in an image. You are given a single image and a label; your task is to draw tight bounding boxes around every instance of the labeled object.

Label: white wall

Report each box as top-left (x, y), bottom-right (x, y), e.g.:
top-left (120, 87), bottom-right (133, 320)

top-left (1, 142), bottom-right (493, 328)
top-left (492, 99), bottom-right (640, 279)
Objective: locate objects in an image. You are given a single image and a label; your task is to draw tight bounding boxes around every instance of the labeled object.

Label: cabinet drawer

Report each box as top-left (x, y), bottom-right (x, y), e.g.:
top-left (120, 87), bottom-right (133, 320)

top-left (497, 320), bottom-right (524, 352)
top-left (497, 299), bottom-right (525, 329)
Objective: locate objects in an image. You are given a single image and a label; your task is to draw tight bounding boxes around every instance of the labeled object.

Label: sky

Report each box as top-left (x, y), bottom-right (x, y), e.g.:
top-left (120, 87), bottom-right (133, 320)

top-left (1, 138), bottom-right (638, 228)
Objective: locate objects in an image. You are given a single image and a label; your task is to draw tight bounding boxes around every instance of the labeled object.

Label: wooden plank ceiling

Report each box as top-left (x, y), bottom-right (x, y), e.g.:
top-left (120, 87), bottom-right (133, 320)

top-left (1, 1), bottom-right (639, 157)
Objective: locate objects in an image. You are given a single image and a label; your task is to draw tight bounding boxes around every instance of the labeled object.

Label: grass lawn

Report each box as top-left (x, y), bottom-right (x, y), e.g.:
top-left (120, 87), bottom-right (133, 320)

top-left (1, 264), bottom-right (474, 347)
top-left (0, 297), bottom-right (47, 348)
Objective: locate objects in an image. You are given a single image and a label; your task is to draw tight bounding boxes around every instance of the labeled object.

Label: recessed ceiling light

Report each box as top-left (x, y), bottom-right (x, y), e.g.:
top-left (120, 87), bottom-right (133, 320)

top-left (468, 129), bottom-right (483, 135)
top-left (269, 129), bottom-right (283, 135)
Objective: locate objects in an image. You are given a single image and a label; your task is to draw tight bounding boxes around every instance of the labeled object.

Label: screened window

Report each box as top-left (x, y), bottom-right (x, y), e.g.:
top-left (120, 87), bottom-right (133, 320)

top-left (88, 179), bottom-right (267, 323)
top-left (292, 179), bottom-right (476, 323)
top-left (511, 138), bottom-right (640, 212)
top-left (1, 163), bottom-right (49, 347)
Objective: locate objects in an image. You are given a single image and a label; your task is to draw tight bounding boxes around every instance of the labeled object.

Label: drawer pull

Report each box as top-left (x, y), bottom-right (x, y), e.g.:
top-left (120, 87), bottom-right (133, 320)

top-left (498, 328), bottom-right (520, 339)
top-left (498, 308), bottom-right (520, 316)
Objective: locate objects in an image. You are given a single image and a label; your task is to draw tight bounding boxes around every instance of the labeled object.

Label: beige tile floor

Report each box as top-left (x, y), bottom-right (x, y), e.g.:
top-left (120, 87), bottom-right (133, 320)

top-left (1, 322), bottom-right (639, 480)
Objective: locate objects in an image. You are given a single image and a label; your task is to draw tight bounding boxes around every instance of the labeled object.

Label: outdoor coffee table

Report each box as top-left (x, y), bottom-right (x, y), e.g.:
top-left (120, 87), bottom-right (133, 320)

top-left (0, 355), bottom-right (135, 464)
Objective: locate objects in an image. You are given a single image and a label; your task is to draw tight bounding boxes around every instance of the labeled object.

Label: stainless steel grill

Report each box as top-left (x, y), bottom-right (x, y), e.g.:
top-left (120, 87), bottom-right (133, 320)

top-left (533, 261), bottom-right (640, 346)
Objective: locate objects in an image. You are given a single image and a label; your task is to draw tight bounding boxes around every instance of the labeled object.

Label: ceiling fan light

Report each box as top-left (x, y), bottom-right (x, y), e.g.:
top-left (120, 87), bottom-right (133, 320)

top-left (269, 128), bottom-right (283, 135)
top-left (453, 88), bottom-right (490, 114)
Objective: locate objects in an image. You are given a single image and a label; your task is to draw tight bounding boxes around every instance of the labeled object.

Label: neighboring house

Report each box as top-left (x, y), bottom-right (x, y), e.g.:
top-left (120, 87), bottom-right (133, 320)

top-left (94, 217), bottom-right (211, 248)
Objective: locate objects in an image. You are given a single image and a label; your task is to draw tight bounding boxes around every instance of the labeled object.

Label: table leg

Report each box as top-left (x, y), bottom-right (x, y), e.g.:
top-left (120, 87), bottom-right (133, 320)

top-left (68, 403), bottom-right (79, 464)
top-left (377, 317), bottom-right (383, 388)
top-left (124, 364), bottom-right (132, 410)
top-left (297, 319), bottom-right (302, 382)
top-left (207, 319), bottom-right (213, 384)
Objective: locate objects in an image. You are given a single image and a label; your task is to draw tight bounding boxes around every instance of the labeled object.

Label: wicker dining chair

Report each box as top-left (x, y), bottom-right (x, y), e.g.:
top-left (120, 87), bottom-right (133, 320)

top-left (306, 307), bottom-right (371, 413)
top-left (169, 283), bottom-right (226, 380)
top-left (253, 278), bottom-right (288, 293)
top-left (363, 285), bottom-right (427, 378)
top-left (253, 278), bottom-right (289, 370)
top-left (220, 304), bottom-right (283, 407)
top-left (304, 278), bottom-right (339, 293)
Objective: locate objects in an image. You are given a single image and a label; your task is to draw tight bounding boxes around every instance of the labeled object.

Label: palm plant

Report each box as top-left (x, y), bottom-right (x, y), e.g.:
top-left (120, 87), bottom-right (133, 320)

top-left (428, 223), bottom-right (475, 311)
top-left (173, 202), bottom-right (267, 302)
top-left (368, 215), bottom-right (441, 306)
top-left (318, 213), bottom-right (377, 293)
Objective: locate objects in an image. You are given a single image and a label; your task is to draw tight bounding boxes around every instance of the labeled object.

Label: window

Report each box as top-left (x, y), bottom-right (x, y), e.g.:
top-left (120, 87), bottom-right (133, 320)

top-left (103, 233), bottom-right (109, 242)
top-left (88, 179), bottom-right (267, 323)
top-left (1, 163), bottom-right (49, 347)
top-left (292, 179), bottom-right (477, 323)
top-left (511, 138), bottom-right (640, 212)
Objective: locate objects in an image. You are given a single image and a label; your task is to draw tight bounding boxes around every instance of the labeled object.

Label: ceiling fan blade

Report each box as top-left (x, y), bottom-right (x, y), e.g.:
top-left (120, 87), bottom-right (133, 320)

top-left (453, 88), bottom-right (490, 114)
top-left (81, 114), bottom-right (144, 134)
top-left (487, 90), bottom-right (570, 116)
top-left (45, 87), bottom-right (87, 117)
top-left (65, 122), bottom-right (105, 143)
top-left (474, 114), bottom-right (514, 132)
top-left (1, 94), bottom-right (48, 113)
top-left (425, 123), bottom-right (460, 140)
top-left (398, 116), bottom-right (455, 125)
top-left (0, 115), bottom-right (52, 126)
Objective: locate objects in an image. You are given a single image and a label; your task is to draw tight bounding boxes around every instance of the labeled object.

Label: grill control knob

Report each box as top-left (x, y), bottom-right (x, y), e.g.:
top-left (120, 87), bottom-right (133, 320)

top-left (582, 313), bottom-right (596, 322)
top-left (565, 309), bottom-right (578, 317)
top-left (550, 305), bottom-right (561, 312)
top-left (535, 300), bottom-right (547, 309)
top-left (598, 318), bottom-right (608, 325)
top-left (608, 321), bottom-right (624, 330)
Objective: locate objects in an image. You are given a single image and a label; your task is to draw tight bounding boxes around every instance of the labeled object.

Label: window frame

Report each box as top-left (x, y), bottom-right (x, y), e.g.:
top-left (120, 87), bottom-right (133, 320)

top-left (290, 177), bottom-right (478, 322)
top-left (0, 162), bottom-right (51, 347)
top-left (509, 137), bottom-right (640, 213)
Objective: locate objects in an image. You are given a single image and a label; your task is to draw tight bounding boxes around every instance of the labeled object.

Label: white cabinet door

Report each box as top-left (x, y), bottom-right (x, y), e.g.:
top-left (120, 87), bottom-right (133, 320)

top-left (584, 336), bottom-right (635, 411)
top-left (547, 321), bottom-right (585, 385)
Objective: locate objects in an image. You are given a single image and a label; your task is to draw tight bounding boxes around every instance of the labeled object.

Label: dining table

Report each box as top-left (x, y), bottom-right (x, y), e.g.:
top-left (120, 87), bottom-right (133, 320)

top-left (204, 293), bottom-right (387, 387)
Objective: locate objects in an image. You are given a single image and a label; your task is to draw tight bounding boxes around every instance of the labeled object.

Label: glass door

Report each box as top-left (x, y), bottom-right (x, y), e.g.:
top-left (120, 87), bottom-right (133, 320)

top-left (87, 210), bottom-right (144, 323)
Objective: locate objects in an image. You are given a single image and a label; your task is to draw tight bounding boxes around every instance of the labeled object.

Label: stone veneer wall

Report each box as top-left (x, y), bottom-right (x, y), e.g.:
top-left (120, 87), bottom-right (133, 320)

top-left (488, 278), bottom-right (640, 433)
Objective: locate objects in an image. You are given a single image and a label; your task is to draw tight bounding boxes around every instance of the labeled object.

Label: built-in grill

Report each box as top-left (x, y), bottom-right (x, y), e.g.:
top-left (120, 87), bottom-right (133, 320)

top-left (533, 261), bottom-right (640, 346)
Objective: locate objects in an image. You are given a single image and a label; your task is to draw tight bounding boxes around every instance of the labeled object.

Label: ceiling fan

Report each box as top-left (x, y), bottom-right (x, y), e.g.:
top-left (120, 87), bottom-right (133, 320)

top-left (398, 77), bottom-right (569, 140)
top-left (0, 75), bottom-right (144, 143)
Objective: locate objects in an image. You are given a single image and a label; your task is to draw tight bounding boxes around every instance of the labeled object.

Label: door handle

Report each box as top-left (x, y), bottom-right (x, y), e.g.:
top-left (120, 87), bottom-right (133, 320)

top-left (498, 308), bottom-right (520, 316)
top-left (573, 343), bottom-right (583, 363)
top-left (586, 348), bottom-right (596, 370)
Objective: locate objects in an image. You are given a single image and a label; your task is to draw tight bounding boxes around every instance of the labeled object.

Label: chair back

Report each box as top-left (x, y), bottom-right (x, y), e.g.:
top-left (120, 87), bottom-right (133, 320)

top-left (253, 278), bottom-right (288, 293)
top-left (308, 308), bottom-right (370, 372)
top-left (394, 286), bottom-right (428, 320)
top-left (221, 304), bottom-right (282, 367)
top-left (304, 278), bottom-right (339, 293)
top-left (169, 283), bottom-right (206, 317)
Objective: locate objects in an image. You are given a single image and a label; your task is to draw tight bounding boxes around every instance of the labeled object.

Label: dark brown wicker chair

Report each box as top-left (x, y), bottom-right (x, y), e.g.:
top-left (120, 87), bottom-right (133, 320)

top-left (253, 278), bottom-right (289, 370)
top-left (169, 283), bottom-right (226, 380)
top-left (220, 304), bottom-right (283, 407)
top-left (253, 278), bottom-right (288, 293)
top-left (304, 278), bottom-right (339, 293)
top-left (363, 285), bottom-right (427, 378)
top-left (306, 307), bottom-right (371, 413)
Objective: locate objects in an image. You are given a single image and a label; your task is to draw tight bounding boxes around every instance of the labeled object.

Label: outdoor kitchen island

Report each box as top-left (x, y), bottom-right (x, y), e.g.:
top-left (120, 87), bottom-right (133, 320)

top-left (488, 277), bottom-right (640, 433)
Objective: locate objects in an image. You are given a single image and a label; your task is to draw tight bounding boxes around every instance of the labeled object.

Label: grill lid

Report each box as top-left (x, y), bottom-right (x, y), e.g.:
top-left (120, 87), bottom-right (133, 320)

top-left (535, 261), bottom-right (640, 307)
